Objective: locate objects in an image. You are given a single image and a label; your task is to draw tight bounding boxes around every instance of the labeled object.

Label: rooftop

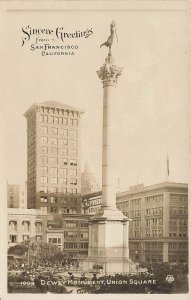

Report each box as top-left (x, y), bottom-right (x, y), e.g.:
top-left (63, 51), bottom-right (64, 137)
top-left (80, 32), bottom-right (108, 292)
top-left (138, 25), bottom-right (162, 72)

top-left (24, 100), bottom-right (84, 116)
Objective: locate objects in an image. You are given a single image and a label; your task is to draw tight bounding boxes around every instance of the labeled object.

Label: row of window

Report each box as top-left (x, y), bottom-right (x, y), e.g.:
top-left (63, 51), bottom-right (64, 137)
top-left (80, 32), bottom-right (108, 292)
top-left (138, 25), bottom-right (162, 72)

top-left (39, 115), bottom-right (78, 126)
top-left (169, 231), bottom-right (187, 238)
top-left (169, 242), bottom-right (187, 251)
top-left (64, 221), bottom-right (89, 228)
top-left (145, 243), bottom-right (163, 251)
top-left (9, 221), bottom-right (42, 232)
top-left (40, 126), bottom-right (78, 136)
top-left (145, 195), bottom-right (163, 204)
top-left (40, 137), bottom-right (77, 147)
top-left (41, 157), bottom-right (77, 166)
top-left (41, 147), bottom-right (77, 157)
top-left (145, 229), bottom-right (163, 237)
top-left (64, 242), bottom-right (88, 249)
top-left (40, 176), bottom-right (77, 185)
top-left (40, 187), bottom-right (78, 194)
top-left (146, 207), bottom-right (163, 215)
top-left (169, 206), bottom-right (187, 214)
top-left (9, 234), bottom-right (42, 243)
top-left (145, 218), bottom-right (163, 227)
top-left (170, 194), bottom-right (187, 203)
top-left (41, 167), bottom-right (77, 176)
top-left (64, 232), bottom-right (88, 239)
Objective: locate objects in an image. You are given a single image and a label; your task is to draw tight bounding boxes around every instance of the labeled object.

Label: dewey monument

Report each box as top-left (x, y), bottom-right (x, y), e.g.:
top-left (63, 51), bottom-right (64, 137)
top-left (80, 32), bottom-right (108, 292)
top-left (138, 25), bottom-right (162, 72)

top-left (81, 21), bottom-right (136, 274)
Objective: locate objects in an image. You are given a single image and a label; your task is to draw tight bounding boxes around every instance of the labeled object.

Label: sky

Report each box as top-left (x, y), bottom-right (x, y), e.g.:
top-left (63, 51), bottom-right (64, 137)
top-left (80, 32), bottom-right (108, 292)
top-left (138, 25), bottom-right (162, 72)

top-left (2, 8), bottom-right (190, 190)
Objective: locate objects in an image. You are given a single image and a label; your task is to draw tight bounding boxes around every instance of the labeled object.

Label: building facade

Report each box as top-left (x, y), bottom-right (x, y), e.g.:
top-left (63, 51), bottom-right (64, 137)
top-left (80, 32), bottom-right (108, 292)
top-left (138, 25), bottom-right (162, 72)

top-left (24, 101), bottom-right (83, 214)
top-left (7, 183), bottom-right (27, 209)
top-left (47, 214), bottom-right (91, 259)
top-left (8, 208), bottom-right (50, 247)
top-left (82, 182), bottom-right (188, 264)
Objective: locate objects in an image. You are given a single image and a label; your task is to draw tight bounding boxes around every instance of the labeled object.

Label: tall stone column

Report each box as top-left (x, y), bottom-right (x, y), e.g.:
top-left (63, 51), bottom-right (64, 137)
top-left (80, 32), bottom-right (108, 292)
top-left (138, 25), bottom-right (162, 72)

top-left (80, 37), bottom-right (137, 274)
top-left (95, 52), bottom-right (124, 219)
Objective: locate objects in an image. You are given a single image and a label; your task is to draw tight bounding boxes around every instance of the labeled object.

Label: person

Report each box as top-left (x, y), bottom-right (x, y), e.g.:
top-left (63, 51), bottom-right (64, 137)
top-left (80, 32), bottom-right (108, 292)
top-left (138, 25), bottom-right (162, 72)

top-left (92, 273), bottom-right (98, 286)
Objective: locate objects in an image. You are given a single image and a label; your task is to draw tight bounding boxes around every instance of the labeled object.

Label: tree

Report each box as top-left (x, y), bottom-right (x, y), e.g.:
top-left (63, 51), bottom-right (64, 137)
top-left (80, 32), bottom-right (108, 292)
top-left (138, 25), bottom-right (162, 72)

top-left (8, 240), bottom-right (64, 266)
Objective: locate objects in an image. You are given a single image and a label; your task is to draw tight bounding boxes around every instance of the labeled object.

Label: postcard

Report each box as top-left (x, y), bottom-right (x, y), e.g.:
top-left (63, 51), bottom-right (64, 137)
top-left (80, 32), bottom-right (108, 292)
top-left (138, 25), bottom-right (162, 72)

top-left (0, 0), bottom-right (190, 299)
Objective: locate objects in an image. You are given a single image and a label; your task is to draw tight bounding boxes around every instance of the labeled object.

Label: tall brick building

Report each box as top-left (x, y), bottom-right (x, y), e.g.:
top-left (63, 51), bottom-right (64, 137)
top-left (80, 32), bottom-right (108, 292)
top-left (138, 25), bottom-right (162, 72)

top-left (24, 101), bottom-right (83, 214)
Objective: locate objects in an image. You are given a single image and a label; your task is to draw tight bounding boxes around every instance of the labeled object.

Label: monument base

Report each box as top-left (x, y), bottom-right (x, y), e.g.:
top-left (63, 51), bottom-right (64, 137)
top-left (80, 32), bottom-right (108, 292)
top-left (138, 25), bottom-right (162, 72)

top-left (79, 257), bottom-right (138, 275)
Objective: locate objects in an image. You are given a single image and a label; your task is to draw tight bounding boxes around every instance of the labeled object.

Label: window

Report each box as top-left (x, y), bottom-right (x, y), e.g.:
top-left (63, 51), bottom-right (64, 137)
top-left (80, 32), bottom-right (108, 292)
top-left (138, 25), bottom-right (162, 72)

top-left (50, 207), bottom-right (58, 213)
top-left (36, 222), bottom-right (42, 232)
top-left (60, 139), bottom-right (68, 146)
top-left (51, 147), bottom-right (58, 155)
top-left (60, 187), bottom-right (67, 194)
top-left (65, 220), bottom-right (77, 228)
top-left (44, 115), bottom-right (48, 123)
top-left (70, 159), bottom-right (77, 166)
top-left (41, 156), bottom-right (48, 164)
top-left (50, 197), bottom-right (57, 204)
top-left (60, 148), bottom-right (68, 156)
top-left (40, 126), bottom-right (48, 134)
top-left (69, 130), bottom-right (77, 138)
top-left (60, 129), bottom-right (68, 136)
top-left (64, 231), bottom-right (77, 239)
top-left (70, 149), bottom-right (77, 157)
top-left (40, 114), bottom-right (43, 122)
top-left (64, 242), bottom-right (77, 249)
top-left (50, 137), bottom-right (58, 145)
top-left (9, 221), bottom-right (17, 231)
top-left (50, 116), bottom-right (54, 123)
top-left (60, 168), bottom-right (67, 175)
top-left (41, 166), bottom-right (48, 174)
top-left (40, 196), bottom-right (48, 203)
top-left (41, 207), bottom-right (47, 212)
top-left (51, 127), bottom-right (58, 135)
top-left (63, 118), bottom-right (68, 125)
top-left (50, 167), bottom-right (58, 175)
top-left (41, 136), bottom-right (48, 144)
top-left (54, 117), bottom-right (59, 124)
top-left (70, 119), bottom-right (78, 126)
top-left (80, 232), bottom-right (88, 239)
top-left (50, 187), bottom-right (58, 193)
top-left (40, 186), bottom-right (48, 193)
top-left (50, 157), bottom-right (58, 165)
top-left (40, 176), bottom-right (48, 184)
top-left (59, 117), bottom-right (63, 124)
top-left (80, 242), bottom-right (88, 249)
top-left (158, 229), bottom-right (163, 237)
top-left (22, 221), bottom-right (30, 231)
top-left (41, 146), bottom-right (48, 154)
top-left (60, 178), bottom-right (67, 185)
top-left (70, 178), bottom-right (77, 185)
top-left (9, 234), bottom-right (17, 243)
top-left (70, 169), bottom-right (77, 176)
top-left (51, 177), bottom-right (58, 184)
top-left (61, 158), bottom-right (68, 166)
top-left (73, 119), bottom-right (78, 126)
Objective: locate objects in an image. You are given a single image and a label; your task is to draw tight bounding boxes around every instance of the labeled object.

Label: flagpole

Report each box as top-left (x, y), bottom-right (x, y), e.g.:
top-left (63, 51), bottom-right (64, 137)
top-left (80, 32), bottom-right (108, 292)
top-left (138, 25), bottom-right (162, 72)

top-left (166, 154), bottom-right (169, 182)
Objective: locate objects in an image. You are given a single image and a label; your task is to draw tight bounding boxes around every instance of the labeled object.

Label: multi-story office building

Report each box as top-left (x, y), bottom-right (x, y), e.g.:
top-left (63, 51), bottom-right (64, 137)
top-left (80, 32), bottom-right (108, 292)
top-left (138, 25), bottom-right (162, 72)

top-left (7, 183), bottom-right (27, 209)
top-left (82, 182), bottom-right (188, 264)
top-left (8, 208), bottom-right (50, 247)
top-left (47, 214), bottom-right (90, 259)
top-left (24, 101), bottom-right (83, 214)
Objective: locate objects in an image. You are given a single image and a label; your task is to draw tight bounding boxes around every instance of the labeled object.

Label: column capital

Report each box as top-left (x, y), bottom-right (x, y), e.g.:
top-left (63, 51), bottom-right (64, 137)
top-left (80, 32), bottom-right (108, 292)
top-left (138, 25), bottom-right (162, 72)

top-left (97, 52), bottom-right (123, 88)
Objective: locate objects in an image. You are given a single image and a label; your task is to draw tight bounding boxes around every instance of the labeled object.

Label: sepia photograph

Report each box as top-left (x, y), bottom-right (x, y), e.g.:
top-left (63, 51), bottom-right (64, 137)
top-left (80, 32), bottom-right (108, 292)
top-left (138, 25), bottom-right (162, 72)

top-left (1, 0), bottom-right (190, 298)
